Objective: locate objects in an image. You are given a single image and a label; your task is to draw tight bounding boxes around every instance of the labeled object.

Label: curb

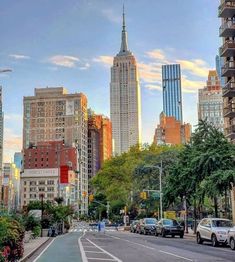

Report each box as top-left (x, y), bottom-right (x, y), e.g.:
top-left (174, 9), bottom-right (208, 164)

top-left (20, 238), bottom-right (52, 262)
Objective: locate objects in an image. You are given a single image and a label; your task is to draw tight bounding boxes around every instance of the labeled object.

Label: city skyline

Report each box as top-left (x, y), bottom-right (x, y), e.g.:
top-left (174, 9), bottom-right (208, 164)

top-left (0, 0), bottom-right (220, 161)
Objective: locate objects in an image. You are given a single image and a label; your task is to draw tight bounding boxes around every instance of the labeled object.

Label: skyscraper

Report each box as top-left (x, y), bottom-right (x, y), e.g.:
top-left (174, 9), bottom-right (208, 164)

top-left (162, 64), bottom-right (183, 122)
top-left (88, 110), bottom-right (112, 180)
top-left (14, 152), bottom-right (22, 170)
top-left (216, 55), bottom-right (225, 87)
top-left (23, 87), bottom-right (88, 213)
top-left (110, 8), bottom-right (141, 155)
top-left (218, 0), bottom-right (235, 223)
top-left (198, 70), bottom-right (224, 132)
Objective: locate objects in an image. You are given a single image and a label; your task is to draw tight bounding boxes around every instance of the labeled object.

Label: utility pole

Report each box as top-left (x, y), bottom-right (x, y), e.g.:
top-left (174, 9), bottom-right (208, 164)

top-left (159, 160), bottom-right (163, 220)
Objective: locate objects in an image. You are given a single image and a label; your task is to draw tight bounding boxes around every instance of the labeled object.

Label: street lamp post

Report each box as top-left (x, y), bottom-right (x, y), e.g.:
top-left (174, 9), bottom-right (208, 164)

top-left (143, 161), bottom-right (163, 219)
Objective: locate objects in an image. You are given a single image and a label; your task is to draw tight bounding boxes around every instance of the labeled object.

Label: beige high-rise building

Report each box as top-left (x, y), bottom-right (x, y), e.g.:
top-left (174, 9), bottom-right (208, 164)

top-left (23, 87), bottom-right (88, 214)
top-left (198, 70), bottom-right (224, 132)
top-left (110, 8), bottom-right (141, 155)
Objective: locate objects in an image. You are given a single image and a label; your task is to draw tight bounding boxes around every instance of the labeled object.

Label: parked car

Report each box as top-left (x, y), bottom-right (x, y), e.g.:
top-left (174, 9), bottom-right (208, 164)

top-left (130, 220), bottom-right (139, 233)
top-left (135, 219), bottom-right (142, 234)
top-left (139, 218), bottom-right (157, 235)
top-left (155, 219), bottom-right (184, 238)
top-left (196, 218), bottom-right (233, 247)
top-left (227, 227), bottom-right (235, 250)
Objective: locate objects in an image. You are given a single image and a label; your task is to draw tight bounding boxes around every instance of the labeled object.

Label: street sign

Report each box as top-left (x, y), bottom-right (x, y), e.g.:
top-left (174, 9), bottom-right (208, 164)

top-left (152, 192), bottom-right (160, 200)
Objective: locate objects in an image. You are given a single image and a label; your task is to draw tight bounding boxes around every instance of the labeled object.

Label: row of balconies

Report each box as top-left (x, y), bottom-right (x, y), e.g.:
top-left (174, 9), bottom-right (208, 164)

top-left (224, 102), bottom-right (235, 117)
top-left (219, 1), bottom-right (235, 18)
top-left (225, 124), bottom-right (235, 139)
top-left (223, 80), bottom-right (235, 97)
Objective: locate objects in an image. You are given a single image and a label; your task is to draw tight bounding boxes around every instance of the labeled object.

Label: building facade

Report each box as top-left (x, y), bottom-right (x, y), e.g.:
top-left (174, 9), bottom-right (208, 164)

top-left (0, 86), bottom-right (4, 201)
top-left (162, 64), bottom-right (183, 123)
top-left (216, 55), bottom-right (225, 87)
top-left (218, 0), bottom-right (235, 223)
top-left (153, 112), bottom-right (191, 145)
top-left (14, 152), bottom-right (23, 170)
top-left (88, 111), bottom-right (112, 180)
top-left (110, 9), bottom-right (141, 155)
top-left (1, 163), bottom-right (20, 212)
top-left (23, 87), bottom-right (88, 213)
top-left (198, 70), bottom-right (224, 132)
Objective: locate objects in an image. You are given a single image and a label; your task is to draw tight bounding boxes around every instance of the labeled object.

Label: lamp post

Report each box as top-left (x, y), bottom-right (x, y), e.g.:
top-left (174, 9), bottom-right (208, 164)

top-left (143, 161), bottom-right (163, 219)
top-left (39, 193), bottom-right (44, 237)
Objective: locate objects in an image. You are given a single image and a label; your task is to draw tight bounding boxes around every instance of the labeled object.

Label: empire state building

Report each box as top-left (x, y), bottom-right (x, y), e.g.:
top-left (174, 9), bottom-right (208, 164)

top-left (110, 8), bottom-right (142, 155)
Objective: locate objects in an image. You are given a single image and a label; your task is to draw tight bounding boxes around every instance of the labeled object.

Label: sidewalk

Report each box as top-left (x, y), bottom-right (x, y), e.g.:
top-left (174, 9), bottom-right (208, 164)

top-left (20, 237), bottom-right (50, 262)
top-left (184, 228), bottom-right (196, 238)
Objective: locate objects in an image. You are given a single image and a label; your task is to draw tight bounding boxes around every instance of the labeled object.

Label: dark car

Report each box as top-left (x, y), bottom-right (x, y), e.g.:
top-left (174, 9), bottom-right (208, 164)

top-left (139, 218), bottom-right (157, 235)
top-left (130, 220), bottom-right (139, 233)
top-left (155, 219), bottom-right (184, 238)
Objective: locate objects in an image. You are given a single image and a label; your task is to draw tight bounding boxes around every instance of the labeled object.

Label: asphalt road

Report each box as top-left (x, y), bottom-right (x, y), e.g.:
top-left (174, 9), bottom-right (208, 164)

top-left (29, 225), bottom-right (235, 262)
top-left (80, 230), bottom-right (235, 262)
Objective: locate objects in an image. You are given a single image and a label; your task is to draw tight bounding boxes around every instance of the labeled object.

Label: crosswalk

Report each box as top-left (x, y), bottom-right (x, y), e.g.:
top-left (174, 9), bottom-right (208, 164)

top-left (70, 227), bottom-right (118, 233)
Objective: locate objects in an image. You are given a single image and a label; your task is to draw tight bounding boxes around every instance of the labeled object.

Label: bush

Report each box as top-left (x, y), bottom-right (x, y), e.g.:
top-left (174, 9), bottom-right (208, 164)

top-left (24, 215), bottom-right (41, 231)
top-left (32, 226), bottom-right (41, 238)
top-left (0, 216), bottom-right (25, 261)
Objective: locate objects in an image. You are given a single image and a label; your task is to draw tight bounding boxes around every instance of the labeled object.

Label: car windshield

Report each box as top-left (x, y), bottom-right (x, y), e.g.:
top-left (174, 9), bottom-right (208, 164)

top-left (145, 219), bottom-right (156, 224)
top-left (163, 219), bottom-right (179, 226)
top-left (212, 220), bottom-right (233, 227)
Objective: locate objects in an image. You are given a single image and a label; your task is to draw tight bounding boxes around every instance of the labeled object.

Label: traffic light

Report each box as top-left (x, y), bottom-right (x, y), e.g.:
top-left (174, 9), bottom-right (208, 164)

top-left (140, 191), bottom-right (147, 199)
top-left (89, 194), bottom-right (94, 202)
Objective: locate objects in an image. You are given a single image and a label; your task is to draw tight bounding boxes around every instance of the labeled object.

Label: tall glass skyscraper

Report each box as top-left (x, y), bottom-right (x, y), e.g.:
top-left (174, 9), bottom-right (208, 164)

top-left (215, 55), bottom-right (225, 87)
top-left (162, 64), bottom-right (183, 122)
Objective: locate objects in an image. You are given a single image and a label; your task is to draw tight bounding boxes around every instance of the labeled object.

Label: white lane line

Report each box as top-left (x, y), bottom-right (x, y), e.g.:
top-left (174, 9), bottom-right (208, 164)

top-left (85, 251), bottom-right (104, 254)
top-left (86, 238), bottom-right (122, 262)
top-left (32, 238), bottom-right (55, 262)
top-left (159, 250), bottom-right (193, 261)
top-left (109, 235), bottom-right (193, 261)
top-left (87, 258), bottom-right (116, 261)
top-left (78, 232), bottom-right (88, 262)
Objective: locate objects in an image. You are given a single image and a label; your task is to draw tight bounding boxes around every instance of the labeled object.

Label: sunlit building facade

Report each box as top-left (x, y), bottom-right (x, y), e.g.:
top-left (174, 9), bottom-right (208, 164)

top-left (110, 9), bottom-right (141, 155)
top-left (23, 87), bottom-right (88, 213)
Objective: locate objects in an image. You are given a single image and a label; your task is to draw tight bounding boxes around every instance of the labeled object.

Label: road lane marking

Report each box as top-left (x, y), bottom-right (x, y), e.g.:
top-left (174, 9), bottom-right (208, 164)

top-left (86, 238), bottom-right (122, 262)
top-left (85, 251), bottom-right (104, 253)
top-left (159, 250), bottom-right (193, 261)
top-left (87, 258), bottom-right (116, 261)
top-left (78, 232), bottom-right (88, 262)
top-left (108, 235), bottom-right (193, 261)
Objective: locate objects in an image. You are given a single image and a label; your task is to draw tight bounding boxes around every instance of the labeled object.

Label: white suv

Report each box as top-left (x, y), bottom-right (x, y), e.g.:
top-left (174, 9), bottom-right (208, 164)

top-left (227, 227), bottom-right (235, 250)
top-left (196, 218), bottom-right (233, 247)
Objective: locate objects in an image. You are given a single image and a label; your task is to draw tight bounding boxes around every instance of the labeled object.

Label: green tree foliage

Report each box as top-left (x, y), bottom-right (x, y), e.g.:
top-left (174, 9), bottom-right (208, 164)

top-left (91, 144), bottom-right (181, 219)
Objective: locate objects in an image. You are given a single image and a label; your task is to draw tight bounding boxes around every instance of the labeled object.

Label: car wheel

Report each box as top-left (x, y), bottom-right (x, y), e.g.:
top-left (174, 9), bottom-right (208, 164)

top-left (180, 233), bottom-right (184, 239)
top-left (230, 237), bottom-right (235, 250)
top-left (171, 234), bottom-right (175, 238)
top-left (161, 229), bottom-right (166, 237)
top-left (196, 232), bottom-right (203, 244)
top-left (211, 234), bottom-right (218, 247)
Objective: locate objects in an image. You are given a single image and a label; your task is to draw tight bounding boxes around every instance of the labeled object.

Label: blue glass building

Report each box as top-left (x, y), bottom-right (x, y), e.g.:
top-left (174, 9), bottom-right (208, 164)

top-left (14, 152), bottom-right (22, 169)
top-left (215, 55), bottom-right (225, 88)
top-left (162, 64), bottom-right (183, 122)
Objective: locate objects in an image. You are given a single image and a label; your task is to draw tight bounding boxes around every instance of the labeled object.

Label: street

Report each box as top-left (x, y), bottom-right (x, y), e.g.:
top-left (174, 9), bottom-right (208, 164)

top-left (30, 224), bottom-right (235, 262)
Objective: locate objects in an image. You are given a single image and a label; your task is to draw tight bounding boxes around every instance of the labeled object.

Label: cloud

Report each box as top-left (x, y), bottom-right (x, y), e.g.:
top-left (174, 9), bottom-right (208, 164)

top-left (79, 62), bottom-right (90, 70)
top-left (176, 59), bottom-right (209, 78)
top-left (4, 114), bottom-right (22, 122)
top-left (48, 55), bottom-right (80, 68)
top-left (9, 54), bottom-right (30, 60)
top-left (93, 56), bottom-right (113, 67)
top-left (101, 9), bottom-right (121, 23)
top-left (4, 128), bottom-right (22, 163)
top-left (145, 84), bottom-right (162, 91)
top-left (145, 49), bottom-right (168, 63)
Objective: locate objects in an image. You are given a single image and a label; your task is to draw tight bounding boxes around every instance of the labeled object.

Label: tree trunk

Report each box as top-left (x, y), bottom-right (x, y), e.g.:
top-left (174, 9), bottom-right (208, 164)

top-left (224, 188), bottom-right (228, 218)
top-left (214, 197), bottom-right (218, 218)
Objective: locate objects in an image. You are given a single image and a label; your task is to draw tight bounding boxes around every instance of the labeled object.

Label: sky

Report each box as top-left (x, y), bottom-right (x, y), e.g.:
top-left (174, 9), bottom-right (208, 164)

top-left (0, 0), bottom-right (221, 162)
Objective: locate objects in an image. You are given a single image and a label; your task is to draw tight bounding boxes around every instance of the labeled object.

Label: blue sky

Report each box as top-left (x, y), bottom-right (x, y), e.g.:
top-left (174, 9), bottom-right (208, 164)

top-left (0, 0), bottom-right (221, 161)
